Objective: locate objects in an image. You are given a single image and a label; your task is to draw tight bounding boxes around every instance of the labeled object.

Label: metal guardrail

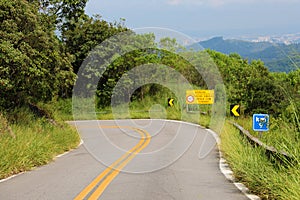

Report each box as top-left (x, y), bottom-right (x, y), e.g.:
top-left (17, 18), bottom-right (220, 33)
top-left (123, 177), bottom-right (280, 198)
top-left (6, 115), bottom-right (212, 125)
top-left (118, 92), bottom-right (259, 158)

top-left (231, 122), bottom-right (295, 165)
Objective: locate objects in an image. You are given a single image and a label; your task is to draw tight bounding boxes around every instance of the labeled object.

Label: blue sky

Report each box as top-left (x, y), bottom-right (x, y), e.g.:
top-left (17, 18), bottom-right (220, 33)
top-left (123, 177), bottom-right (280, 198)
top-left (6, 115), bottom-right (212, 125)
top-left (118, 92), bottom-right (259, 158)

top-left (85, 0), bottom-right (300, 39)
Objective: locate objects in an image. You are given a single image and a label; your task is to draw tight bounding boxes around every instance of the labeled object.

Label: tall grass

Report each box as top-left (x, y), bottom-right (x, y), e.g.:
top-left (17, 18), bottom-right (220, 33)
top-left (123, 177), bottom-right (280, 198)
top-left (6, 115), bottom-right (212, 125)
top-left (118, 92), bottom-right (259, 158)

top-left (0, 106), bottom-right (80, 179)
top-left (221, 119), bottom-right (300, 199)
top-left (41, 99), bottom-right (74, 121)
top-left (234, 117), bottom-right (300, 162)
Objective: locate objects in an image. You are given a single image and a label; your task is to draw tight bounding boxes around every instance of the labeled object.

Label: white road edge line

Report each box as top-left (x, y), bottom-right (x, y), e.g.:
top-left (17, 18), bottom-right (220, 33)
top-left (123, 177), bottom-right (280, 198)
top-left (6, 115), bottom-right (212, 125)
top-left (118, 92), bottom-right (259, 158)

top-left (0, 172), bottom-right (25, 183)
top-left (0, 139), bottom-right (84, 183)
top-left (206, 129), bottom-right (261, 200)
top-left (56, 139), bottom-right (84, 158)
top-left (123, 118), bottom-right (261, 200)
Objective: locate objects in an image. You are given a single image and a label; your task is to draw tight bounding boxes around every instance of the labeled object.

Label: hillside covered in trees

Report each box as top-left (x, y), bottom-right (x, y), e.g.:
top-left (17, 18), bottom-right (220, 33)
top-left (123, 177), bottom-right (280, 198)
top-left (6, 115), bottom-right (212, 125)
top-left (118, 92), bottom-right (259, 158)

top-left (0, 0), bottom-right (299, 124)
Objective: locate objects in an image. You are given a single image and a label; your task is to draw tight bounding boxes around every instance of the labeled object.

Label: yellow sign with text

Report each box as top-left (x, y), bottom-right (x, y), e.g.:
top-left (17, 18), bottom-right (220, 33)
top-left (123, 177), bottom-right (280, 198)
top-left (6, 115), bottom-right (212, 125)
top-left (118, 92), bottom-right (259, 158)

top-left (186, 90), bottom-right (214, 105)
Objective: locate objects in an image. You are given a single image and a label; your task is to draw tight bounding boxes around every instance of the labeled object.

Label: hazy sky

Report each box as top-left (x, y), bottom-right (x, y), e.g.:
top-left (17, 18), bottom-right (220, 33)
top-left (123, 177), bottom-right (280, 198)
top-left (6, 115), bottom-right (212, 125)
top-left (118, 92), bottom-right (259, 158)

top-left (85, 0), bottom-right (300, 39)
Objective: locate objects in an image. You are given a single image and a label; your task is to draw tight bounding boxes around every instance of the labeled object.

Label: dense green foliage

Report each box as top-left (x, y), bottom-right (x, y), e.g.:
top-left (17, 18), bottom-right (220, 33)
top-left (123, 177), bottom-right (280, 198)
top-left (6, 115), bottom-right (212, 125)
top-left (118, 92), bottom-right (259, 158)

top-left (63, 15), bottom-right (128, 74)
top-left (36, 0), bottom-right (88, 32)
top-left (208, 51), bottom-right (286, 115)
top-left (0, 0), bottom-right (125, 179)
top-left (0, 0), bottom-right (75, 107)
top-left (0, 0), bottom-right (126, 108)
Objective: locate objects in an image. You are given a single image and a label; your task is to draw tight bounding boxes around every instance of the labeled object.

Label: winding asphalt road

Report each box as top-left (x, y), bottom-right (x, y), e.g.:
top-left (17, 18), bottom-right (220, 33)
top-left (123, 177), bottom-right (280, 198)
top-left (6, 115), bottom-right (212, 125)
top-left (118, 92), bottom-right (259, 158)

top-left (0, 120), bottom-right (249, 200)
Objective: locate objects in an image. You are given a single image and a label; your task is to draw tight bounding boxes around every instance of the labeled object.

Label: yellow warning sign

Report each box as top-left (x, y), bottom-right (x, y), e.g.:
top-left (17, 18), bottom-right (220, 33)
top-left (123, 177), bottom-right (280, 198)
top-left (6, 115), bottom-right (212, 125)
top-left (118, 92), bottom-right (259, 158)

top-left (186, 90), bottom-right (214, 105)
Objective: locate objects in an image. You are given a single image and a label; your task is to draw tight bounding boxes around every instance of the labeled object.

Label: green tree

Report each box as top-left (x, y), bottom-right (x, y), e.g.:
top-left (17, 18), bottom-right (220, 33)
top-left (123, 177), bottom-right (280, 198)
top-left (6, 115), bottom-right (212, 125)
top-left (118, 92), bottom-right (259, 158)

top-left (93, 33), bottom-right (158, 107)
top-left (62, 15), bottom-right (128, 74)
top-left (0, 0), bottom-right (75, 108)
top-left (207, 50), bottom-right (286, 115)
top-left (34, 0), bottom-right (88, 32)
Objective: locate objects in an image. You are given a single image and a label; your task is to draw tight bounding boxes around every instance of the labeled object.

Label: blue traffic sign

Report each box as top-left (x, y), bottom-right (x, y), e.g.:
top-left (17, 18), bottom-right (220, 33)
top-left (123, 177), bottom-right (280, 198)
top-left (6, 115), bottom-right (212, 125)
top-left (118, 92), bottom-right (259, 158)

top-left (253, 114), bottom-right (269, 131)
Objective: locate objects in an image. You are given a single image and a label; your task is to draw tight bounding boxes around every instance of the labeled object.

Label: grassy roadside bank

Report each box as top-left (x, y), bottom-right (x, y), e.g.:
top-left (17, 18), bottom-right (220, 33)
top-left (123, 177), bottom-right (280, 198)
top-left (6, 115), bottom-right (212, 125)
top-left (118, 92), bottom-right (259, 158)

top-left (221, 118), bottom-right (300, 200)
top-left (0, 104), bottom-right (80, 180)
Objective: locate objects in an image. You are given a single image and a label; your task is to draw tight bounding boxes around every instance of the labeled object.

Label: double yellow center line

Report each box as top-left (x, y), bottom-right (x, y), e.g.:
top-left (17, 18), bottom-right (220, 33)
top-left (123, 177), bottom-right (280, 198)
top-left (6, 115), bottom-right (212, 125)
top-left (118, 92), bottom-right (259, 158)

top-left (74, 125), bottom-right (151, 200)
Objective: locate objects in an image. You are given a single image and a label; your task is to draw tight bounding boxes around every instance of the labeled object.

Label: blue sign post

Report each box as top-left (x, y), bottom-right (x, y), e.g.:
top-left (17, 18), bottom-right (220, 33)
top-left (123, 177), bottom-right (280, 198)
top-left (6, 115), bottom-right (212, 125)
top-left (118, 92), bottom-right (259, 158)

top-left (253, 114), bottom-right (269, 132)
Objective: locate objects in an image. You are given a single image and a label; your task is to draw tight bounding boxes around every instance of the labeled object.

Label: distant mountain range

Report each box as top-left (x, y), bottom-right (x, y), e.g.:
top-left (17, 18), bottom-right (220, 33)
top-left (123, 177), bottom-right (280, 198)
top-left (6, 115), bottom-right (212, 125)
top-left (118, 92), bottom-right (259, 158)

top-left (197, 37), bottom-right (300, 72)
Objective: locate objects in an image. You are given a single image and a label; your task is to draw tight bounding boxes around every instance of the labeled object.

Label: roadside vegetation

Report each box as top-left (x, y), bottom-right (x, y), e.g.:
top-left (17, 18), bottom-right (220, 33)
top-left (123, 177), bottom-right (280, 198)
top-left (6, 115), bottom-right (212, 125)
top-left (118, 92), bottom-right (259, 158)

top-left (221, 119), bottom-right (300, 200)
top-left (1, 0), bottom-right (299, 199)
top-left (0, 0), bottom-right (125, 179)
top-left (0, 106), bottom-right (79, 179)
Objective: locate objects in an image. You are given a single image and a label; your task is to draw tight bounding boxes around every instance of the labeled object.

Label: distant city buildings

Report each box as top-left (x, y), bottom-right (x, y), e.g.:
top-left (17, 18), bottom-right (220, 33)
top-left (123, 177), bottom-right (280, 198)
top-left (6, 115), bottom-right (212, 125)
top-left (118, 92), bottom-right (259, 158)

top-left (197, 33), bottom-right (300, 45)
top-left (238, 33), bottom-right (300, 44)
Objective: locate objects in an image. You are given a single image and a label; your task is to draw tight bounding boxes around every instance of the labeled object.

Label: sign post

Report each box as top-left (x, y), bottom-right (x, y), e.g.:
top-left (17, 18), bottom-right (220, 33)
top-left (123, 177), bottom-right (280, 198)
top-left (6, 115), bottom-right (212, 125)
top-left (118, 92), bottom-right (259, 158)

top-left (252, 114), bottom-right (269, 138)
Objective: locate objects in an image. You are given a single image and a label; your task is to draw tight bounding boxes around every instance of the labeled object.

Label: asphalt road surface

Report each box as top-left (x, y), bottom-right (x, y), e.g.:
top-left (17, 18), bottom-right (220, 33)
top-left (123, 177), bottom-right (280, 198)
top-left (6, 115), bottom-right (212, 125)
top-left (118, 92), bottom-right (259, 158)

top-left (0, 120), bottom-right (249, 200)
